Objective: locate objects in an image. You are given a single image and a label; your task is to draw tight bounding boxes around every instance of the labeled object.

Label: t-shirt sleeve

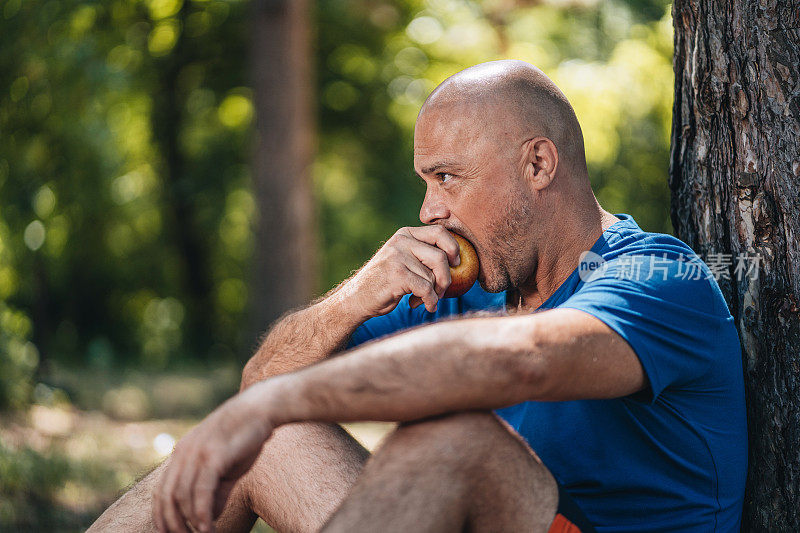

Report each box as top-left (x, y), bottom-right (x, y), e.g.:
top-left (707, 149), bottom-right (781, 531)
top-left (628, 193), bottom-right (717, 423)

top-left (346, 294), bottom-right (421, 349)
top-left (347, 284), bottom-right (507, 349)
top-left (557, 254), bottom-right (732, 403)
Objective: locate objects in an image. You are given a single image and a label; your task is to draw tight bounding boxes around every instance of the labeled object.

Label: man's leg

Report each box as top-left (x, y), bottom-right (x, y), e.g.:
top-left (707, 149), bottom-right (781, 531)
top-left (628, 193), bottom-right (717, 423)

top-left (322, 411), bottom-right (559, 532)
top-left (87, 455), bottom-right (256, 533)
top-left (234, 422), bottom-right (370, 531)
top-left (88, 422), bottom-right (369, 532)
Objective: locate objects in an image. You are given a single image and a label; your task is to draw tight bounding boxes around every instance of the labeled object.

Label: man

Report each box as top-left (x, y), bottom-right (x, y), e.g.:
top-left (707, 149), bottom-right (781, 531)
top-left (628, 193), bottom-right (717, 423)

top-left (90, 60), bottom-right (747, 533)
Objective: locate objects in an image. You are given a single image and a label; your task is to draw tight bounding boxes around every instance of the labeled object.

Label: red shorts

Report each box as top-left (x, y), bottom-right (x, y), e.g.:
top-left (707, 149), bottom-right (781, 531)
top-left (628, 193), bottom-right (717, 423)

top-left (548, 483), bottom-right (596, 533)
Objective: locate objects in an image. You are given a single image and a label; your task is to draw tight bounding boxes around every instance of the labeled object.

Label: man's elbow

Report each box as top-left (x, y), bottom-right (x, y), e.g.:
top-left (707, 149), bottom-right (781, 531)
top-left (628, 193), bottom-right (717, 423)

top-left (515, 355), bottom-right (548, 400)
top-left (239, 358), bottom-right (256, 391)
top-left (240, 347), bottom-right (270, 391)
top-left (512, 318), bottom-right (549, 399)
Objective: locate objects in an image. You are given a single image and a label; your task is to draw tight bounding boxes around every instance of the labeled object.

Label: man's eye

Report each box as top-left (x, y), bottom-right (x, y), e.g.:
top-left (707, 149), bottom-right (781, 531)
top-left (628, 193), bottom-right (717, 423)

top-left (438, 172), bottom-right (454, 183)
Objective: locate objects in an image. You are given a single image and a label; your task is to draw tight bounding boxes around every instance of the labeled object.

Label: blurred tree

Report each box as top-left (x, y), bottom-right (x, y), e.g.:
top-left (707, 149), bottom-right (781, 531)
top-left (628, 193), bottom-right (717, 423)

top-left (149, 1), bottom-right (215, 358)
top-left (250, 0), bottom-right (316, 336)
top-left (670, 0), bottom-right (800, 528)
top-left (0, 0), bottom-right (253, 374)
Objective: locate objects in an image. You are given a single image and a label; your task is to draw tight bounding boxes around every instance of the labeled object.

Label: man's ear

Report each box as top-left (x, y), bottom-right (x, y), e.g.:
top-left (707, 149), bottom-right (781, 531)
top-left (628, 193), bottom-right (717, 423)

top-left (522, 137), bottom-right (559, 190)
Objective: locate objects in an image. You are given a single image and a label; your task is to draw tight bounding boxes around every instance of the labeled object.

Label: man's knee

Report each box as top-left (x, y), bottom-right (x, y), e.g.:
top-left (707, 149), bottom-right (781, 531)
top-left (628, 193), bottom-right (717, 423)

top-left (380, 411), bottom-right (547, 475)
top-left (398, 410), bottom-right (507, 437)
top-left (399, 411), bottom-right (524, 446)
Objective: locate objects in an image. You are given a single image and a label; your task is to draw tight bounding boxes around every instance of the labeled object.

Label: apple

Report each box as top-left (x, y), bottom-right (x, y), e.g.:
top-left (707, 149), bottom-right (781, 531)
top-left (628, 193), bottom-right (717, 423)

top-left (408, 230), bottom-right (480, 308)
top-left (443, 230), bottom-right (479, 298)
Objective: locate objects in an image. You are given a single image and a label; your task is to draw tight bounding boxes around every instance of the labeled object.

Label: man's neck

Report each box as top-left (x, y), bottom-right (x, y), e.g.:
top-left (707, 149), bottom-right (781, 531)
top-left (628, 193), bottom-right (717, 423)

top-left (513, 204), bottom-right (619, 312)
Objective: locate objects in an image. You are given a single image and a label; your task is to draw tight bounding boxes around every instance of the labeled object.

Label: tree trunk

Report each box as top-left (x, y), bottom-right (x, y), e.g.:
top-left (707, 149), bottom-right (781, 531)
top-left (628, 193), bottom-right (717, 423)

top-left (670, 1), bottom-right (800, 530)
top-left (249, 0), bottom-right (316, 342)
top-left (152, 3), bottom-right (215, 359)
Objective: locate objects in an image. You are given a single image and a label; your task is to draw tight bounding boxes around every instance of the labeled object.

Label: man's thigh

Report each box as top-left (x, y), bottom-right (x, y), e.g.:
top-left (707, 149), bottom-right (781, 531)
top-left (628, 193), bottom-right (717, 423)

top-left (393, 412), bottom-right (596, 533)
top-left (237, 422), bottom-right (369, 532)
top-left (474, 414), bottom-right (596, 533)
top-left (323, 411), bottom-right (566, 532)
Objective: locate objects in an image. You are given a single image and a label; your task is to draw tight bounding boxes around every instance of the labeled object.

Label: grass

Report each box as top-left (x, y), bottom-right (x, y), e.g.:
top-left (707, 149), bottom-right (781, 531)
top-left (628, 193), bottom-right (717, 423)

top-left (0, 363), bottom-right (393, 532)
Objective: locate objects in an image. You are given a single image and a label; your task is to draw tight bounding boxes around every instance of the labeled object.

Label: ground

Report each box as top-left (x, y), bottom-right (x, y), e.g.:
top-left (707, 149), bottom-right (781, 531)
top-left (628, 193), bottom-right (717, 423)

top-left (0, 363), bottom-right (393, 532)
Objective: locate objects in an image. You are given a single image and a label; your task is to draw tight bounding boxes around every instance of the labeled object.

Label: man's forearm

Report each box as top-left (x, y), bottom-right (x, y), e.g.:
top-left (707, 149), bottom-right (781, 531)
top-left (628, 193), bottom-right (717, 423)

top-left (241, 283), bottom-right (369, 388)
top-left (253, 313), bottom-right (544, 426)
top-left (246, 308), bottom-right (644, 426)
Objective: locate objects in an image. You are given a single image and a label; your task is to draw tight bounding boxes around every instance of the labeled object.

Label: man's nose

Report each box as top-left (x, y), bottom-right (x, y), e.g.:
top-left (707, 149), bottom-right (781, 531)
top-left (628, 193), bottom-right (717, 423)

top-left (419, 186), bottom-right (450, 224)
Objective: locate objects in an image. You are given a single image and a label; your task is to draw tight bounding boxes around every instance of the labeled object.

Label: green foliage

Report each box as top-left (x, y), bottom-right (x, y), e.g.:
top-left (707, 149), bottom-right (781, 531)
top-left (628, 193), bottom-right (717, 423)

top-left (0, 303), bottom-right (38, 410)
top-left (0, 361), bottom-right (267, 530)
top-left (0, 0), bottom-right (675, 382)
top-left (0, 0), bottom-right (251, 374)
top-left (0, 431), bottom-right (141, 530)
top-left (0, 442), bottom-right (71, 528)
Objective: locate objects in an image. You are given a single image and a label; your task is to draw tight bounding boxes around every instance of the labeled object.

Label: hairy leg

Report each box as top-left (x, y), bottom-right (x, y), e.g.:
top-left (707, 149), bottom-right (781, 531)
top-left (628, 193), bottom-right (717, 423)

top-left (236, 422), bottom-right (369, 532)
top-left (322, 411), bottom-right (558, 533)
top-left (88, 422), bottom-right (369, 533)
top-left (87, 455), bottom-right (256, 533)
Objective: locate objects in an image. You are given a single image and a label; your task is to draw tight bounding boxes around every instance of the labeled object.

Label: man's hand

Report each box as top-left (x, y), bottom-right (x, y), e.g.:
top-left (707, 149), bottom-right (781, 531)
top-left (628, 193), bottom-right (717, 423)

top-left (152, 388), bottom-right (274, 533)
top-left (240, 225), bottom-right (462, 388)
top-left (346, 225), bottom-right (461, 316)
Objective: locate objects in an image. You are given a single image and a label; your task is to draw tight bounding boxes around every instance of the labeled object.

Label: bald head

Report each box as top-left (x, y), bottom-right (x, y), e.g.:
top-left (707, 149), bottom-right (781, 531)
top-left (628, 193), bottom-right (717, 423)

top-left (413, 61), bottom-right (611, 297)
top-left (420, 60), bottom-right (587, 177)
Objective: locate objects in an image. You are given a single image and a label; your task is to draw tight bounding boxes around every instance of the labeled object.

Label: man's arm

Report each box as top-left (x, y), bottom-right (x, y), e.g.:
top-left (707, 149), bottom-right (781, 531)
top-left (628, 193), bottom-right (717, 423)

top-left (265, 308), bottom-right (645, 425)
top-left (240, 284), bottom-right (366, 388)
top-left (153, 308), bottom-right (645, 532)
top-left (240, 225), bottom-right (462, 388)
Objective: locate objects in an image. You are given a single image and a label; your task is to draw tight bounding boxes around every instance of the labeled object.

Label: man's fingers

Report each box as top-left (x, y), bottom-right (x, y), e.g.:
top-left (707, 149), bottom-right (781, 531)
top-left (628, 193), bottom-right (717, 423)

top-left (399, 235), bottom-right (452, 296)
top-left (163, 489), bottom-right (190, 532)
top-left (409, 295), bottom-right (423, 308)
top-left (403, 255), bottom-right (437, 290)
top-left (404, 225), bottom-right (460, 265)
top-left (159, 451), bottom-right (191, 533)
top-left (153, 482), bottom-right (167, 533)
top-left (406, 270), bottom-right (439, 312)
top-left (192, 463), bottom-right (220, 533)
top-left (176, 449), bottom-right (205, 533)
top-left (403, 260), bottom-right (441, 312)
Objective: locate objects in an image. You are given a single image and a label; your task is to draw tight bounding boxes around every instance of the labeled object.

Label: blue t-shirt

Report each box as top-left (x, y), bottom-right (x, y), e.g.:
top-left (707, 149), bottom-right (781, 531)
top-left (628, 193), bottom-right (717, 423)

top-left (348, 214), bottom-right (747, 532)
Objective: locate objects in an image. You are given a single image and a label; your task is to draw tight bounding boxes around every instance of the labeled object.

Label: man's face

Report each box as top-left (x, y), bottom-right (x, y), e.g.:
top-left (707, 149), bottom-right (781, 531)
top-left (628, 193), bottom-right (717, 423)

top-left (413, 104), bottom-right (537, 293)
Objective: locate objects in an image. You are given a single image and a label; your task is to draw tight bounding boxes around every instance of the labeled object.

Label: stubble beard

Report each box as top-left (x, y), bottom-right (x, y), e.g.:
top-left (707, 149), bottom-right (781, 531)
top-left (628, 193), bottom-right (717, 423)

top-left (480, 191), bottom-right (535, 294)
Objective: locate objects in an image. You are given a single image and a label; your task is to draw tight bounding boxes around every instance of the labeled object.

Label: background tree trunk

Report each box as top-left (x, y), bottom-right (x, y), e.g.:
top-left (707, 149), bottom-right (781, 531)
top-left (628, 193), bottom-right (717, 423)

top-left (670, 1), bottom-right (800, 530)
top-left (249, 0), bottom-right (316, 344)
top-left (152, 3), bottom-right (215, 359)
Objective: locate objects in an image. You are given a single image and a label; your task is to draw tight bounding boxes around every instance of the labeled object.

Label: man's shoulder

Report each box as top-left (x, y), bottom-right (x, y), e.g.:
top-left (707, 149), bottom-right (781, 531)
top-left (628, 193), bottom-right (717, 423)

top-left (602, 223), bottom-right (697, 261)
top-left (587, 221), bottom-right (736, 317)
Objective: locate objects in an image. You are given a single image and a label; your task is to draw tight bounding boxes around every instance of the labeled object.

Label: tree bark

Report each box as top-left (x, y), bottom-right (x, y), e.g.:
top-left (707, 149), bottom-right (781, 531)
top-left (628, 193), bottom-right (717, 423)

top-left (670, 1), bottom-right (800, 530)
top-left (249, 0), bottom-right (316, 342)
